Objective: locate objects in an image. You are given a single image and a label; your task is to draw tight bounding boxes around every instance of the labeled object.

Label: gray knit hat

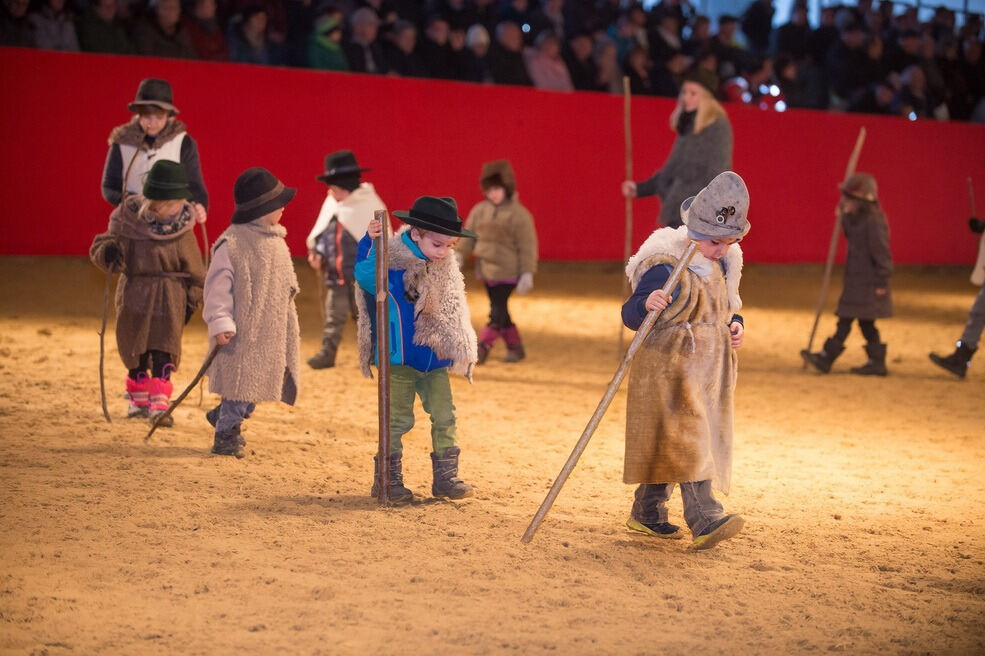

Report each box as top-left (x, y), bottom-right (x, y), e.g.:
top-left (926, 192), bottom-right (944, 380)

top-left (681, 171), bottom-right (751, 239)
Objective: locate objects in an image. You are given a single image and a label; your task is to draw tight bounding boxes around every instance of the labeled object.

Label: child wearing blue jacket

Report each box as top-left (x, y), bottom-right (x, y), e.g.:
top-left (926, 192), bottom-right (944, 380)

top-left (354, 196), bottom-right (479, 503)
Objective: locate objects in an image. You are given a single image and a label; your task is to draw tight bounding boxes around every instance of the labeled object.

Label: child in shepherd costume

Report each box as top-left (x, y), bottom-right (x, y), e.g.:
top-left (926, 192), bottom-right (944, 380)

top-left (621, 170), bottom-right (750, 550)
top-left (90, 160), bottom-right (206, 425)
top-left (202, 167), bottom-right (301, 458)
top-left (355, 196), bottom-right (478, 503)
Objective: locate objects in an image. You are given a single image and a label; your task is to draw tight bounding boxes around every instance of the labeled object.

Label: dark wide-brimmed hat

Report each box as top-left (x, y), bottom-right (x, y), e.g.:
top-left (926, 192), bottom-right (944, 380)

top-left (231, 167), bottom-right (297, 224)
top-left (682, 66), bottom-right (719, 97)
top-left (840, 172), bottom-right (878, 203)
top-left (316, 150), bottom-right (370, 185)
top-left (392, 196), bottom-right (476, 238)
top-left (128, 78), bottom-right (179, 115)
top-left (143, 160), bottom-right (191, 201)
top-left (681, 171), bottom-right (751, 239)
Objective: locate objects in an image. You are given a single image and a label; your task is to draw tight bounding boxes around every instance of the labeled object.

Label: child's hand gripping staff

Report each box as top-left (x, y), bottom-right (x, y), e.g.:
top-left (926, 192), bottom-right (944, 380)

top-left (521, 239), bottom-right (699, 544)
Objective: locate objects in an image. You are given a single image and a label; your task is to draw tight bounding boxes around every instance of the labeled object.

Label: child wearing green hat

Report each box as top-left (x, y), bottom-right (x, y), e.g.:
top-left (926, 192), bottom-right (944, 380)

top-left (354, 196), bottom-right (479, 503)
top-left (621, 170), bottom-right (750, 550)
top-left (90, 160), bottom-right (206, 425)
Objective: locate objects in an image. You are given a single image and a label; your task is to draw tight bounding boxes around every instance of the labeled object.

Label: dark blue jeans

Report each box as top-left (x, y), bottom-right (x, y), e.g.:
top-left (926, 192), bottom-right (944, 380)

top-left (631, 480), bottom-right (725, 536)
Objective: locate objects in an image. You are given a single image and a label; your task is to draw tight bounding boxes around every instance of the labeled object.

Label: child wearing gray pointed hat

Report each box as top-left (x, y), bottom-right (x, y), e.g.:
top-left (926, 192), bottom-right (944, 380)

top-left (353, 196), bottom-right (479, 504)
top-left (202, 167), bottom-right (301, 458)
top-left (620, 170), bottom-right (750, 550)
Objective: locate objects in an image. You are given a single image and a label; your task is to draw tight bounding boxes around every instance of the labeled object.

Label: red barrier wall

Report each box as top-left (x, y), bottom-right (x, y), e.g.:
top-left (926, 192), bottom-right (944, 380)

top-left (2, 47), bottom-right (983, 263)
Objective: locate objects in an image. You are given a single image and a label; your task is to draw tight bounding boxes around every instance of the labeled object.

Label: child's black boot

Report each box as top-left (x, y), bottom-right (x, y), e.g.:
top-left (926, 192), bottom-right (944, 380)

top-left (371, 451), bottom-right (414, 503)
top-left (430, 446), bottom-right (474, 499)
top-left (307, 340), bottom-right (337, 370)
top-left (851, 342), bottom-right (888, 376)
top-left (929, 341), bottom-right (977, 379)
top-left (800, 337), bottom-right (845, 373)
top-left (211, 425), bottom-right (245, 458)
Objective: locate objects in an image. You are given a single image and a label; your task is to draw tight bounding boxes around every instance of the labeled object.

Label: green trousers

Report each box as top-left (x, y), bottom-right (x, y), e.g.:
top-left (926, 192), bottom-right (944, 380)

top-left (388, 365), bottom-right (457, 456)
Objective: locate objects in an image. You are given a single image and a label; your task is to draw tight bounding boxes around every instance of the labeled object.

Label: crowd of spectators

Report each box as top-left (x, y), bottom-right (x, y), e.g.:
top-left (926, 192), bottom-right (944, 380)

top-left (2, 0), bottom-right (983, 121)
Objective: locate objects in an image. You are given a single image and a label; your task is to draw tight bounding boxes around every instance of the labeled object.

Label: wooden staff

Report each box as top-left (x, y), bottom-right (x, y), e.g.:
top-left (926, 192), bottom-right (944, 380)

top-left (803, 127), bottom-right (866, 364)
top-left (98, 265), bottom-right (114, 423)
top-left (197, 218), bottom-right (209, 407)
top-left (145, 343), bottom-right (221, 441)
top-left (522, 240), bottom-right (699, 544)
top-left (374, 209), bottom-right (391, 506)
top-left (619, 75), bottom-right (634, 355)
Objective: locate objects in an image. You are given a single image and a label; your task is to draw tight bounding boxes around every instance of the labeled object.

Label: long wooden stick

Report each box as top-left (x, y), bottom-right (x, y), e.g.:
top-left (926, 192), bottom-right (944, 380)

top-left (522, 241), bottom-right (699, 544)
top-left (374, 210), bottom-right (391, 506)
top-left (619, 75), bottom-right (634, 356)
top-left (803, 127), bottom-right (866, 362)
top-left (98, 266), bottom-right (114, 423)
top-left (197, 219), bottom-right (209, 407)
top-left (145, 343), bottom-right (221, 441)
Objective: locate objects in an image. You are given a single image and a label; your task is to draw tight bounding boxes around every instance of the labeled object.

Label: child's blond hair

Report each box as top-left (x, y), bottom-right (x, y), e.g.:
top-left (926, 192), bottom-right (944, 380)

top-left (669, 85), bottom-right (727, 134)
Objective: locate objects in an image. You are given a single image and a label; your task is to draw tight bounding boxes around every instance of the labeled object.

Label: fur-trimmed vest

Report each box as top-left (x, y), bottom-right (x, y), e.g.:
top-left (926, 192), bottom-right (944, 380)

top-left (206, 223), bottom-right (301, 405)
top-left (623, 226), bottom-right (743, 493)
top-left (109, 117), bottom-right (187, 197)
top-left (355, 233), bottom-right (477, 381)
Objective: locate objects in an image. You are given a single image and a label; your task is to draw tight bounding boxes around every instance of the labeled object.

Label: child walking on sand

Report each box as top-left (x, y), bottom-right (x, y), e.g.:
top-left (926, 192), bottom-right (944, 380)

top-left (202, 167), bottom-right (301, 458)
top-left (456, 160), bottom-right (538, 363)
top-left (90, 160), bottom-right (206, 425)
top-left (801, 173), bottom-right (893, 376)
top-left (622, 171), bottom-right (750, 550)
top-left (355, 196), bottom-right (478, 503)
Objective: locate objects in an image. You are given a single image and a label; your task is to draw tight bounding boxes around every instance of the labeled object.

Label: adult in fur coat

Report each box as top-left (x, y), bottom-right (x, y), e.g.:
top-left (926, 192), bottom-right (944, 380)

top-left (801, 173), bottom-right (893, 376)
top-left (621, 69), bottom-right (733, 229)
top-left (304, 150), bottom-right (387, 369)
top-left (203, 168), bottom-right (300, 458)
top-left (622, 171), bottom-right (750, 551)
top-left (101, 79), bottom-right (209, 218)
top-left (456, 159), bottom-right (539, 363)
top-left (89, 160), bottom-right (205, 425)
top-left (354, 196), bottom-right (478, 504)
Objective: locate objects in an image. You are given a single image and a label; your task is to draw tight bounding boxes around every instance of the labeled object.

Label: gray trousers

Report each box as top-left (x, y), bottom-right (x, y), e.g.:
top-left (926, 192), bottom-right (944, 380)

top-left (631, 480), bottom-right (725, 536)
top-left (320, 280), bottom-right (356, 354)
top-left (215, 399), bottom-right (255, 433)
top-left (960, 286), bottom-right (985, 349)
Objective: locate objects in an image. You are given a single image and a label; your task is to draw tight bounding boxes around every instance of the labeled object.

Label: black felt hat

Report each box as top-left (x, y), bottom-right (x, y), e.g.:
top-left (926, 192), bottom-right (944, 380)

top-left (316, 150), bottom-right (370, 184)
top-left (392, 196), bottom-right (476, 238)
top-left (231, 167), bottom-right (297, 224)
top-left (127, 78), bottom-right (179, 115)
top-left (142, 160), bottom-right (191, 201)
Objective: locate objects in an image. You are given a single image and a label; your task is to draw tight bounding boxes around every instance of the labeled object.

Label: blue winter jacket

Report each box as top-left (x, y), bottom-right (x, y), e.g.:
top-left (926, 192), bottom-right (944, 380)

top-left (354, 232), bottom-right (453, 372)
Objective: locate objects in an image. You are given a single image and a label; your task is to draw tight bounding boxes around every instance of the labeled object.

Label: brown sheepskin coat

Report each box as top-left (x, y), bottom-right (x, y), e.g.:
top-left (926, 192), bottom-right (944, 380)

top-left (89, 196), bottom-right (205, 370)
top-left (623, 226), bottom-right (743, 494)
top-left (836, 203), bottom-right (893, 320)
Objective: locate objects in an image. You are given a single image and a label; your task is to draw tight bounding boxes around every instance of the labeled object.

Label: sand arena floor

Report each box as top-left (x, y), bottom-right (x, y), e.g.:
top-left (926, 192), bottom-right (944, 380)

top-left (0, 257), bottom-right (983, 655)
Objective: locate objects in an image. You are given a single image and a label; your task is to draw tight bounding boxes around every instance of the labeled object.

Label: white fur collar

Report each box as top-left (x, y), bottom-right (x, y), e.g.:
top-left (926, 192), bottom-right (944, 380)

top-left (626, 226), bottom-right (744, 313)
top-left (306, 182), bottom-right (385, 247)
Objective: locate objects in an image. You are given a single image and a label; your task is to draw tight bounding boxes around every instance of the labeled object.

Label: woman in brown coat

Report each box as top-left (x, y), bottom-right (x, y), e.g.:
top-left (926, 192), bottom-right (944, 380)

top-left (801, 173), bottom-right (893, 376)
top-left (90, 161), bottom-right (206, 424)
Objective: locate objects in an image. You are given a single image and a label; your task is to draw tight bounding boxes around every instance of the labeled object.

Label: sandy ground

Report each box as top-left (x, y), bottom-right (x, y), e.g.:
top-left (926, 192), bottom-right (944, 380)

top-left (1, 256), bottom-right (983, 655)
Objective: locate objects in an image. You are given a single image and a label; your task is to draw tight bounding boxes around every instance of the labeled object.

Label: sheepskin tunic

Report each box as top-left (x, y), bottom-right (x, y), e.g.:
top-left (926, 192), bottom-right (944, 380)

top-left (623, 226), bottom-right (743, 494)
top-left (89, 196), bottom-right (205, 370)
top-left (835, 204), bottom-right (893, 320)
top-left (207, 222), bottom-right (301, 404)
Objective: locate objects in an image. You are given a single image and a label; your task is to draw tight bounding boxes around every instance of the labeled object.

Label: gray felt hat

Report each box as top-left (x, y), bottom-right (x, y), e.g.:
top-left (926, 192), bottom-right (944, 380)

top-left (680, 171), bottom-right (751, 239)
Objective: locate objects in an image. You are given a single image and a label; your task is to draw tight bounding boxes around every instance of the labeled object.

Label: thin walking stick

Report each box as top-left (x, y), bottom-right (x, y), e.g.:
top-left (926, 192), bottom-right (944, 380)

top-left (619, 75), bottom-right (634, 356)
top-left (146, 344), bottom-right (221, 441)
top-left (374, 210), bottom-right (392, 506)
top-left (98, 265), bottom-right (114, 423)
top-left (803, 126), bottom-right (866, 365)
top-left (197, 219), bottom-right (209, 407)
top-left (522, 240), bottom-right (699, 544)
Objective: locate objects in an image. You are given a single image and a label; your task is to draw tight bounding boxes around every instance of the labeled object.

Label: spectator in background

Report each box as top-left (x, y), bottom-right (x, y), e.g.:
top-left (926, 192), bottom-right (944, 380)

top-left (132, 0), bottom-right (196, 59)
top-left (417, 14), bottom-right (453, 79)
top-left (771, 0), bottom-right (808, 61)
top-left (184, 0), bottom-right (228, 61)
top-left (740, 0), bottom-right (773, 58)
top-left (488, 20), bottom-right (532, 85)
top-left (384, 19), bottom-right (426, 76)
top-left (524, 29), bottom-right (573, 91)
top-left (683, 15), bottom-right (710, 56)
top-left (228, 5), bottom-right (284, 65)
top-left (499, 0), bottom-right (535, 42)
top-left (308, 9), bottom-right (349, 71)
top-left (885, 28), bottom-right (922, 75)
top-left (343, 6), bottom-right (387, 73)
top-left (594, 35), bottom-right (622, 94)
top-left (563, 32), bottom-right (600, 92)
top-left (606, 11), bottom-right (639, 64)
top-left (807, 6), bottom-right (838, 66)
top-left (473, 0), bottom-right (499, 35)
top-left (650, 0), bottom-right (691, 39)
top-left (1, 0), bottom-right (35, 46)
top-left (229, 0), bottom-right (287, 46)
top-left (652, 51), bottom-right (690, 97)
top-left (78, 0), bottom-right (132, 53)
top-left (848, 80), bottom-right (895, 115)
top-left (649, 11), bottom-right (681, 64)
top-left (533, 0), bottom-right (567, 41)
top-left (438, 0), bottom-right (478, 31)
top-left (711, 15), bottom-right (745, 80)
top-left (28, 0), bottom-right (78, 50)
top-left (892, 64), bottom-right (932, 118)
top-left (447, 26), bottom-right (475, 81)
top-left (462, 23), bottom-right (492, 82)
top-left (826, 21), bottom-right (868, 108)
top-left (624, 44), bottom-right (657, 95)
top-left (773, 54), bottom-right (811, 108)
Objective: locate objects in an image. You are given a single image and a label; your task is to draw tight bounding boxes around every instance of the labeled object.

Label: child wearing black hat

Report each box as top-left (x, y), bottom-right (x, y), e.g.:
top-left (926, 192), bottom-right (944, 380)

top-left (304, 150), bottom-right (387, 369)
top-left (90, 160), bottom-right (206, 425)
top-left (622, 171), bottom-right (750, 550)
top-left (354, 196), bottom-right (479, 503)
top-left (202, 168), bottom-right (301, 458)
top-left (801, 173), bottom-right (893, 376)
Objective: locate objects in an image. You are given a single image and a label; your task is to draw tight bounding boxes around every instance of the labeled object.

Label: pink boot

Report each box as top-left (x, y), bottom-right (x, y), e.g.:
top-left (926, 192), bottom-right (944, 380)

top-left (148, 377), bottom-right (174, 427)
top-left (502, 325), bottom-right (525, 362)
top-left (477, 324), bottom-right (501, 365)
top-left (125, 375), bottom-right (150, 418)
